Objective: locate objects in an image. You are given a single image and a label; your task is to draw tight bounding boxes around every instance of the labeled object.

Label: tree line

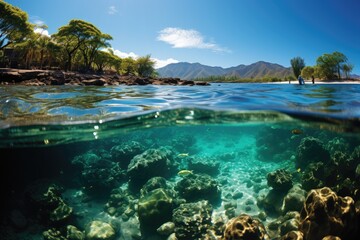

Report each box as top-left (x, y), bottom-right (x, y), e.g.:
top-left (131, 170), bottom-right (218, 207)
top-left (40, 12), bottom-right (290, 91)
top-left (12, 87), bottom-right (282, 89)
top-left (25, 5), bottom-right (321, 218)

top-left (0, 1), bottom-right (157, 77)
top-left (290, 52), bottom-right (354, 80)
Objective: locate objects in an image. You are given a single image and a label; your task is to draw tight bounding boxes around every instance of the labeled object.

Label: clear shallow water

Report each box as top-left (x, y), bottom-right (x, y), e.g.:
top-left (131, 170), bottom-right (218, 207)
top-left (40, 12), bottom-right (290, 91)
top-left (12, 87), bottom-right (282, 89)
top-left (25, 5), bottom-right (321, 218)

top-left (0, 83), bottom-right (360, 240)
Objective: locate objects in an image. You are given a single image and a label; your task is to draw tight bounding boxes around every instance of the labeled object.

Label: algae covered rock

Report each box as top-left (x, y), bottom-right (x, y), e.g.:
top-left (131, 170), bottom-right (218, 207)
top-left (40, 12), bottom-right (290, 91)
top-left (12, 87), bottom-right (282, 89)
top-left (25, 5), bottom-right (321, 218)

top-left (104, 188), bottom-right (135, 218)
top-left (188, 157), bottom-right (220, 176)
top-left (267, 168), bottom-right (293, 193)
top-left (138, 188), bottom-right (175, 235)
top-left (140, 176), bottom-right (168, 197)
top-left (296, 137), bottom-right (330, 168)
top-left (282, 184), bottom-right (306, 213)
top-left (43, 225), bottom-right (84, 240)
top-left (176, 173), bottom-right (221, 205)
top-left (85, 221), bottom-right (115, 240)
top-left (110, 141), bottom-right (145, 168)
top-left (127, 147), bottom-right (178, 191)
top-left (299, 187), bottom-right (358, 240)
top-left (222, 214), bottom-right (269, 240)
top-left (172, 200), bottom-right (213, 240)
top-left (25, 182), bottom-right (72, 223)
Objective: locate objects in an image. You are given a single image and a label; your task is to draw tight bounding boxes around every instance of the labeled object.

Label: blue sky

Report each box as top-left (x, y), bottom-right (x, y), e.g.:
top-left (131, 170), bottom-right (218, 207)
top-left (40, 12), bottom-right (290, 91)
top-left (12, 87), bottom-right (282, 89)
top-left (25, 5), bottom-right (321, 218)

top-left (6, 0), bottom-right (360, 73)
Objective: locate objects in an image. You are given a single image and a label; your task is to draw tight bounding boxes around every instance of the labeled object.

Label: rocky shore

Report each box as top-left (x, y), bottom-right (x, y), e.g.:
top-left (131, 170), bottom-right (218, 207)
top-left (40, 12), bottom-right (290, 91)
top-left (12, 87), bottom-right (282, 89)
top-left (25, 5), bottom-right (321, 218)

top-left (0, 68), bottom-right (209, 86)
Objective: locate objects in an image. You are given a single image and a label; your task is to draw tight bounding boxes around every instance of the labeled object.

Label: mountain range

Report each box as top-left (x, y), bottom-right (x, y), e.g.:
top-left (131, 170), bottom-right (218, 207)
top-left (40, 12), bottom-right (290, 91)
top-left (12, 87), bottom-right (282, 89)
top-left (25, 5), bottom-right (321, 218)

top-left (157, 61), bottom-right (293, 80)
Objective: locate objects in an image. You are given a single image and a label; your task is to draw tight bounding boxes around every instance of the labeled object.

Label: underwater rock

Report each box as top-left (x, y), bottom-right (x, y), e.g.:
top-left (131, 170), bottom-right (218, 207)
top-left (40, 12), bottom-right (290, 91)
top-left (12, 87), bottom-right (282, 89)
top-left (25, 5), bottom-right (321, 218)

top-left (81, 160), bottom-right (125, 195)
top-left (43, 225), bottom-right (84, 240)
top-left (281, 184), bottom-right (306, 213)
top-left (322, 236), bottom-right (342, 240)
top-left (257, 189), bottom-right (286, 216)
top-left (326, 137), bottom-right (350, 156)
top-left (157, 222), bottom-right (175, 236)
top-left (110, 141), bottom-right (145, 168)
top-left (222, 214), bottom-right (269, 240)
top-left (104, 188), bottom-right (135, 218)
top-left (72, 151), bottom-right (126, 195)
top-left (299, 187), bottom-right (358, 240)
top-left (172, 200), bottom-right (213, 240)
top-left (175, 173), bottom-right (221, 206)
top-left (25, 182), bottom-right (72, 223)
top-left (279, 230), bottom-right (304, 240)
top-left (85, 221), bottom-right (115, 240)
top-left (267, 168), bottom-right (293, 193)
top-left (140, 176), bottom-right (168, 197)
top-left (188, 157), bottom-right (220, 176)
top-left (267, 211), bottom-right (300, 238)
top-left (301, 162), bottom-right (325, 191)
top-left (127, 147), bottom-right (178, 192)
top-left (137, 188), bottom-right (175, 236)
top-left (296, 137), bottom-right (330, 169)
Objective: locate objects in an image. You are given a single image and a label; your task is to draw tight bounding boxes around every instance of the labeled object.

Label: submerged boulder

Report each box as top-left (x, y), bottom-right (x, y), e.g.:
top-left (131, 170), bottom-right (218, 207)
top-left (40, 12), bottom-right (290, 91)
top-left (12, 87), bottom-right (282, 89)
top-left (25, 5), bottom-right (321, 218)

top-left (172, 200), bottom-right (213, 240)
top-left (267, 168), bottom-right (293, 193)
top-left (137, 188), bottom-right (175, 236)
top-left (85, 221), bottom-right (115, 240)
top-left (222, 214), bottom-right (269, 240)
top-left (176, 173), bottom-right (221, 206)
top-left (127, 147), bottom-right (178, 192)
top-left (299, 187), bottom-right (358, 240)
top-left (296, 137), bottom-right (330, 168)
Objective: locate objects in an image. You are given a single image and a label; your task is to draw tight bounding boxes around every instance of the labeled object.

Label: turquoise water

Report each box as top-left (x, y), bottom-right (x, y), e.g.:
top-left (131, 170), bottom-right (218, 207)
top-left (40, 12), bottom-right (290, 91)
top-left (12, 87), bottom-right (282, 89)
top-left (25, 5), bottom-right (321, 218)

top-left (0, 83), bottom-right (359, 239)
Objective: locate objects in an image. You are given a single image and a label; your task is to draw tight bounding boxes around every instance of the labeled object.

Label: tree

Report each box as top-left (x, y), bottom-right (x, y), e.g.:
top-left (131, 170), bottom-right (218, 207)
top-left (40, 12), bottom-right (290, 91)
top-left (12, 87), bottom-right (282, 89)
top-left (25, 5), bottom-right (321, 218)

top-left (53, 19), bottom-right (105, 71)
top-left (136, 55), bottom-right (156, 77)
top-left (316, 51), bottom-right (348, 79)
top-left (79, 32), bottom-right (112, 72)
top-left (301, 66), bottom-right (315, 79)
top-left (290, 57), bottom-right (305, 78)
top-left (342, 63), bottom-right (353, 80)
top-left (121, 57), bottom-right (137, 75)
top-left (0, 1), bottom-right (33, 50)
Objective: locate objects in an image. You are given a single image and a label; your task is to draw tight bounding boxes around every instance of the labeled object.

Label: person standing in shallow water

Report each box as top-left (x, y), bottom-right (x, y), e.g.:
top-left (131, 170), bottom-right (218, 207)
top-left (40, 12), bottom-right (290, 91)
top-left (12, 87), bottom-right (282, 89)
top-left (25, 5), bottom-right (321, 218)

top-left (312, 75), bottom-right (315, 84)
top-left (298, 75), bottom-right (305, 85)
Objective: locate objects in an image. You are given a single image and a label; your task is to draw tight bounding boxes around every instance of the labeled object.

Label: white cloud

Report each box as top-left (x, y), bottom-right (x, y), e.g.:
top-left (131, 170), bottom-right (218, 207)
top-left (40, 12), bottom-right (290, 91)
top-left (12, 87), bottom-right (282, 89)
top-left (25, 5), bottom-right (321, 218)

top-left (112, 49), bottom-right (139, 59)
top-left (108, 48), bottom-right (178, 69)
top-left (34, 28), bottom-right (50, 37)
top-left (108, 6), bottom-right (118, 15)
top-left (152, 58), bottom-right (179, 69)
top-left (157, 27), bottom-right (229, 52)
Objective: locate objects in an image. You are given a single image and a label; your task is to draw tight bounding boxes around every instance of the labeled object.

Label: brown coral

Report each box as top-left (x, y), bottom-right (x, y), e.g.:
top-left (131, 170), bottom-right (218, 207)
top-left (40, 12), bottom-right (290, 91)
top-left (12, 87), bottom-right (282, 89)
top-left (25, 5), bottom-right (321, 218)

top-left (222, 214), bottom-right (269, 240)
top-left (299, 187), bottom-right (358, 240)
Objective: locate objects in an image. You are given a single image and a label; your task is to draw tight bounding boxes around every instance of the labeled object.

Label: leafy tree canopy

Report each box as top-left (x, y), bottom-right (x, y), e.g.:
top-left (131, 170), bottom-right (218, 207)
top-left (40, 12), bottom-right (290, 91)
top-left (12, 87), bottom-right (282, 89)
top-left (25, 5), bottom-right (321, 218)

top-left (290, 57), bottom-right (305, 78)
top-left (0, 0), bottom-right (33, 50)
top-left (316, 51), bottom-right (348, 79)
top-left (301, 66), bottom-right (314, 79)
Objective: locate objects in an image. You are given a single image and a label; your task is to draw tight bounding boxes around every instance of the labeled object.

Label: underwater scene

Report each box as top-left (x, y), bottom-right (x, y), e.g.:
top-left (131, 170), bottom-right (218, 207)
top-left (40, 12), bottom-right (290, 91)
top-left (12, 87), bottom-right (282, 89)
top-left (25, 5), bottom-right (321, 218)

top-left (1, 84), bottom-right (360, 240)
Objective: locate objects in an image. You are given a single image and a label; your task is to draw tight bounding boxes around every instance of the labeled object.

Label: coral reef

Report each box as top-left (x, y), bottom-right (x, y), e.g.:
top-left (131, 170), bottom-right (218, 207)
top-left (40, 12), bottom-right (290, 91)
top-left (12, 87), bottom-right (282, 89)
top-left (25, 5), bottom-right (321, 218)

top-left (104, 188), bottom-right (135, 219)
top-left (127, 147), bottom-right (178, 191)
top-left (137, 188), bottom-right (176, 236)
top-left (176, 173), bottom-right (221, 206)
top-left (85, 221), bottom-right (116, 240)
top-left (296, 137), bottom-right (330, 168)
top-left (222, 214), bottom-right (269, 240)
top-left (172, 200), bottom-right (213, 240)
top-left (188, 156), bottom-right (220, 176)
top-left (25, 181), bottom-right (72, 224)
top-left (267, 168), bottom-right (293, 193)
top-left (299, 187), bottom-right (359, 240)
top-left (110, 141), bottom-right (145, 168)
top-left (43, 225), bottom-right (84, 240)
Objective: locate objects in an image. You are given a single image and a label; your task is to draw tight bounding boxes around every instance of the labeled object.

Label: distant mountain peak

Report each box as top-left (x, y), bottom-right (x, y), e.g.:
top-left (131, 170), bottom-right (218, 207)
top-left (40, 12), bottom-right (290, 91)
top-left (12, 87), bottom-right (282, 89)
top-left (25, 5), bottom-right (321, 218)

top-left (157, 61), bottom-right (292, 80)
